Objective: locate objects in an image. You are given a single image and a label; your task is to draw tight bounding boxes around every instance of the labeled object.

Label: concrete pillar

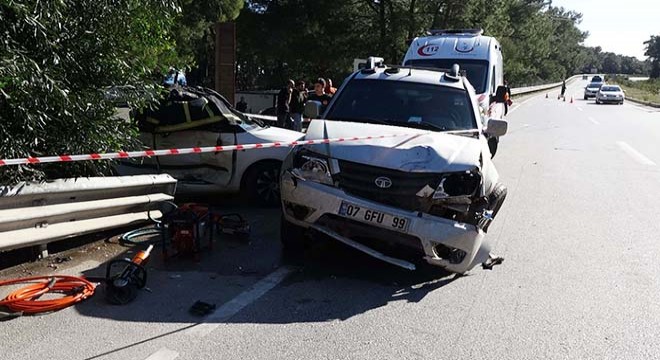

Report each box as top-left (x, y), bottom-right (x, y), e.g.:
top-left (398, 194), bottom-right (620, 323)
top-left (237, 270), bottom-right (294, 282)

top-left (215, 22), bottom-right (236, 105)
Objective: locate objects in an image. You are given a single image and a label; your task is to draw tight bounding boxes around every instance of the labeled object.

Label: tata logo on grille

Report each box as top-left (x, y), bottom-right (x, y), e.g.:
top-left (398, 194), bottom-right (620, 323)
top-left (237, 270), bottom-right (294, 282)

top-left (374, 176), bottom-right (393, 189)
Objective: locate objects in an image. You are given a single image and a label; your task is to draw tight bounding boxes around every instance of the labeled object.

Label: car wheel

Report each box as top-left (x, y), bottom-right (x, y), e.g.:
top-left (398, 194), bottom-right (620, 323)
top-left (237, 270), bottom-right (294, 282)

top-left (596, 99), bottom-right (600, 104)
top-left (280, 215), bottom-right (308, 261)
top-left (243, 161), bottom-right (281, 206)
top-left (584, 96), bottom-right (588, 100)
top-left (482, 183), bottom-right (508, 233)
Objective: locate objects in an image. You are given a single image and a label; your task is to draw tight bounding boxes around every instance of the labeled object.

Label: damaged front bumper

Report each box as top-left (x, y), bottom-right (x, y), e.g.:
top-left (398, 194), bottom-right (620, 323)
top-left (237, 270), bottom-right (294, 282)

top-left (281, 171), bottom-right (494, 274)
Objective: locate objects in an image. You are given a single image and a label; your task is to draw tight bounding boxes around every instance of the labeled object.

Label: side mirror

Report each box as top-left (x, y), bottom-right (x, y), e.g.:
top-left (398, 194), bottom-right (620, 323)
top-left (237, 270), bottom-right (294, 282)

top-left (304, 100), bottom-right (322, 118)
top-left (485, 119), bottom-right (508, 137)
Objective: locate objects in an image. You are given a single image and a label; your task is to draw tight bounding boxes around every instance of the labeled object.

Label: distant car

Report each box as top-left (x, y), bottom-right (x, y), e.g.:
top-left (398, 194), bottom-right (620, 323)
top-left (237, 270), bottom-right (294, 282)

top-left (591, 75), bottom-right (603, 83)
top-left (596, 85), bottom-right (625, 105)
top-left (583, 82), bottom-right (603, 99)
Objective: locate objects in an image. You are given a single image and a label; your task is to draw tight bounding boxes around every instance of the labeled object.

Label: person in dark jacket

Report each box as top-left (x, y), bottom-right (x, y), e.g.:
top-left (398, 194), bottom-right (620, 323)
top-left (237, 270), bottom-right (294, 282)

top-left (277, 79), bottom-right (295, 128)
top-left (236, 96), bottom-right (248, 113)
top-left (307, 78), bottom-right (333, 114)
top-left (289, 80), bottom-right (307, 131)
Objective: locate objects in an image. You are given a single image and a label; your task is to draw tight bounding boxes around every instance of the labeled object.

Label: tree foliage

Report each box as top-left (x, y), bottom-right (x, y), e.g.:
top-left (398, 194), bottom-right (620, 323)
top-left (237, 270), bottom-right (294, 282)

top-left (644, 35), bottom-right (660, 78)
top-left (235, 0), bottom-right (650, 89)
top-left (0, 0), bottom-right (244, 185)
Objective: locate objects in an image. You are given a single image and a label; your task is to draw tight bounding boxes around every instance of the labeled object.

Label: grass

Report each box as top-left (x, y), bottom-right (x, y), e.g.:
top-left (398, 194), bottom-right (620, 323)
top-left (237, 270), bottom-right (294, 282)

top-left (609, 76), bottom-right (660, 104)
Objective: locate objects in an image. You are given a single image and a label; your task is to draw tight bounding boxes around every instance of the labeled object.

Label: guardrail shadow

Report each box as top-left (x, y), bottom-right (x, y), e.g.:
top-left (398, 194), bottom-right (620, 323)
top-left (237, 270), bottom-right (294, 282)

top-left (71, 202), bottom-right (465, 359)
top-left (74, 231), bottom-right (459, 326)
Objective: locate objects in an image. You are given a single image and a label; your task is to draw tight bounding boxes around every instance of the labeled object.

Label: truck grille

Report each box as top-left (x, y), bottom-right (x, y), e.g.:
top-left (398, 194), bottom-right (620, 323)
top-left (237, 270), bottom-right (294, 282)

top-left (336, 160), bottom-right (440, 211)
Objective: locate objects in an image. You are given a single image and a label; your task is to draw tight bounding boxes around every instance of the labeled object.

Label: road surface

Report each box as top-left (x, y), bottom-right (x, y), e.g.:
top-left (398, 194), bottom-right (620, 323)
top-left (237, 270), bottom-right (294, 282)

top-left (2, 79), bottom-right (660, 359)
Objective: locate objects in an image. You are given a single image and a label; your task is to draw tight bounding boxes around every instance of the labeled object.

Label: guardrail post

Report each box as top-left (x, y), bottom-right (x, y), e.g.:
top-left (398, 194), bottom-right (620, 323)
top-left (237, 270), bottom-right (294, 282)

top-left (34, 244), bottom-right (49, 259)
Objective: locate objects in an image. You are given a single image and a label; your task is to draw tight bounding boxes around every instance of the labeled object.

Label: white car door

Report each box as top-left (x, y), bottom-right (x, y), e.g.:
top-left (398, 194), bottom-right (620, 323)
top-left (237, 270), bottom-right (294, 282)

top-left (153, 129), bottom-right (235, 186)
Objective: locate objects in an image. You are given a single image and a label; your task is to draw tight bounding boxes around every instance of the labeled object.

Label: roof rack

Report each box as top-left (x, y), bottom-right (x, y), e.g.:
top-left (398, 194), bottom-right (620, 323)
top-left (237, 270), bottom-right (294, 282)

top-left (428, 28), bottom-right (484, 36)
top-left (397, 65), bottom-right (467, 77)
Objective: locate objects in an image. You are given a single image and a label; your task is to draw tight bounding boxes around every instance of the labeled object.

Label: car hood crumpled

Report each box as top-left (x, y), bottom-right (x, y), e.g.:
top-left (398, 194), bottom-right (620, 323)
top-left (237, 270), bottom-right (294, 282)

top-left (248, 124), bottom-right (305, 143)
top-left (305, 120), bottom-right (482, 173)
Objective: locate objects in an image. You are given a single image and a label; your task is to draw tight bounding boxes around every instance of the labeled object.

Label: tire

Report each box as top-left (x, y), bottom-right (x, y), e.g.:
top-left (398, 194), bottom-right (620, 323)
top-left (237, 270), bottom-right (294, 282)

top-left (482, 183), bottom-right (507, 233)
top-left (584, 96), bottom-right (588, 100)
top-left (280, 215), bottom-right (308, 260)
top-left (243, 161), bottom-right (281, 206)
top-left (596, 99), bottom-right (600, 104)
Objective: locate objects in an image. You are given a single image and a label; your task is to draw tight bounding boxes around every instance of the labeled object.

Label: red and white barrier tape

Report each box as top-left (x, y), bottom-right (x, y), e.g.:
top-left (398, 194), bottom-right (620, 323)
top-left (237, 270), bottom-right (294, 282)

top-left (0, 133), bottom-right (415, 167)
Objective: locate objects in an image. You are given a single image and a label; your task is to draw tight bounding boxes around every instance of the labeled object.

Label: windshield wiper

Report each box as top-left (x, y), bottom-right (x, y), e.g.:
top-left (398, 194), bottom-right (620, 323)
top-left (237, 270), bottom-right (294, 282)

top-left (404, 121), bottom-right (450, 131)
top-left (330, 117), bottom-right (393, 125)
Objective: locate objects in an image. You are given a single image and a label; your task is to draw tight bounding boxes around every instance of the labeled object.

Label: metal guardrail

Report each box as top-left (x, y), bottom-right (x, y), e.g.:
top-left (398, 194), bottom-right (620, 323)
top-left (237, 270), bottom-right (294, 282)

top-left (510, 74), bottom-right (583, 96)
top-left (0, 175), bottom-right (177, 253)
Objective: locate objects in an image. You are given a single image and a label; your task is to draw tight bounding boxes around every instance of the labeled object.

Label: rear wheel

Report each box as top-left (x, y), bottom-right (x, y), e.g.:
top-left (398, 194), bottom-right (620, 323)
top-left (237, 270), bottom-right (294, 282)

top-left (243, 161), bottom-right (281, 206)
top-left (584, 95), bottom-right (588, 100)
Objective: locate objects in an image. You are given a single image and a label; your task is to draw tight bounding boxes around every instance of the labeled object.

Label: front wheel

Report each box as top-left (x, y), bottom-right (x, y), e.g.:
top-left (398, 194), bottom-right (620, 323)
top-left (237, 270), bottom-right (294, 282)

top-left (243, 161), bottom-right (281, 206)
top-left (482, 183), bottom-right (508, 233)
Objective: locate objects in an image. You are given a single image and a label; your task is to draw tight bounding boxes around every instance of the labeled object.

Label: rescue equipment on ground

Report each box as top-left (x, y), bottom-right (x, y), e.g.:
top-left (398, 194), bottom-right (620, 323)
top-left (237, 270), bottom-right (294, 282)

top-left (0, 275), bottom-right (96, 315)
top-left (104, 245), bottom-right (154, 305)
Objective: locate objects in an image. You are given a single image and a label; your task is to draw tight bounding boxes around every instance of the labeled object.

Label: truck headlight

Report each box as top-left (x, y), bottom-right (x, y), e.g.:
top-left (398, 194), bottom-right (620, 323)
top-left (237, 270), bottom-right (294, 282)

top-left (291, 149), bottom-right (334, 185)
top-left (433, 171), bottom-right (481, 199)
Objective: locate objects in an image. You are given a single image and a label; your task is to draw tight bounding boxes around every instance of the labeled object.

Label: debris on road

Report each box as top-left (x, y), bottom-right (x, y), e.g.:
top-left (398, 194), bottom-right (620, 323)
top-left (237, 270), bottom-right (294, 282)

top-left (189, 300), bottom-right (216, 316)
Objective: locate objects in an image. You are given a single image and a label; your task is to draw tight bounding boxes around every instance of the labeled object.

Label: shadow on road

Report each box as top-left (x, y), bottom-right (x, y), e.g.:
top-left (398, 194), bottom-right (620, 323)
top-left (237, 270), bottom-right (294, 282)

top-left (72, 193), bottom-right (460, 328)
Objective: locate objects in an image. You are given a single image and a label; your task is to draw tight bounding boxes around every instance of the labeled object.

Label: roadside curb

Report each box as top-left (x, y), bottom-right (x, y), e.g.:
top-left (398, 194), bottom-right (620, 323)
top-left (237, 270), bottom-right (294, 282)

top-left (626, 96), bottom-right (660, 109)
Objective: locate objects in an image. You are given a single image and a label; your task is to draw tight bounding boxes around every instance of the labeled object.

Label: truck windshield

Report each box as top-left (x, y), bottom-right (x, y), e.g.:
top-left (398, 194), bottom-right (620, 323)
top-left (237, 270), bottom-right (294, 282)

top-left (325, 79), bottom-right (477, 131)
top-left (404, 59), bottom-right (489, 94)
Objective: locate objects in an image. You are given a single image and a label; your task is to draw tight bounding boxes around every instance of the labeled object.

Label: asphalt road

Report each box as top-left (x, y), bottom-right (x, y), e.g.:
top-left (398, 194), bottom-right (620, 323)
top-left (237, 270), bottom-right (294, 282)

top-left (2, 79), bottom-right (660, 359)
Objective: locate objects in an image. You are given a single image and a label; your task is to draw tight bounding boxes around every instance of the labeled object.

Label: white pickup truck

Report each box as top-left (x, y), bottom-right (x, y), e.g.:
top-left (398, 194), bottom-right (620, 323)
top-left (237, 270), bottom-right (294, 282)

top-left (279, 61), bottom-right (508, 274)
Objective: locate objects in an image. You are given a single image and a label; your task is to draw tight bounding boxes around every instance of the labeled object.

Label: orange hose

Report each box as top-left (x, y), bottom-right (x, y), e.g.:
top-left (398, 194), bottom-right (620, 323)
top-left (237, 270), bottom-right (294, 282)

top-left (0, 275), bottom-right (96, 314)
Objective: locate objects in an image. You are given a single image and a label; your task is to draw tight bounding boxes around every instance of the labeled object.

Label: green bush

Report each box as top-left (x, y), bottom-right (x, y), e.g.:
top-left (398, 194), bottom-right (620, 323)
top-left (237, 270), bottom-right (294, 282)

top-left (0, 0), bottom-right (180, 185)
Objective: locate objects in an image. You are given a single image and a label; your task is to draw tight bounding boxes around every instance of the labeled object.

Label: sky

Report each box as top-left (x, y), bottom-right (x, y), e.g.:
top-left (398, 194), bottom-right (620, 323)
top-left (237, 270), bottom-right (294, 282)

top-left (551, 0), bottom-right (657, 60)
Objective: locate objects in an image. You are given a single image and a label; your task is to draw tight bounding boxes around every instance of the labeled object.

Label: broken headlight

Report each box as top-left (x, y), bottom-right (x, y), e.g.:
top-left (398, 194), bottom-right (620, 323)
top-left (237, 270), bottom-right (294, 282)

top-left (291, 149), bottom-right (334, 185)
top-left (433, 171), bottom-right (481, 199)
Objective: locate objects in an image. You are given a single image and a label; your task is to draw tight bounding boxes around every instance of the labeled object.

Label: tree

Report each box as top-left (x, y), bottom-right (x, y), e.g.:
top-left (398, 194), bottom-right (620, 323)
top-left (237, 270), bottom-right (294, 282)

top-left (644, 35), bottom-right (660, 78)
top-left (172, 0), bottom-right (244, 86)
top-left (0, 0), bottom-right (180, 185)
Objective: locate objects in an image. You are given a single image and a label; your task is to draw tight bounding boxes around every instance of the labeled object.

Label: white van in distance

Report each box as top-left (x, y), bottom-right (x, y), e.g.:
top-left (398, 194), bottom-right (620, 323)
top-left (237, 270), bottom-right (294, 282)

top-left (403, 29), bottom-right (505, 115)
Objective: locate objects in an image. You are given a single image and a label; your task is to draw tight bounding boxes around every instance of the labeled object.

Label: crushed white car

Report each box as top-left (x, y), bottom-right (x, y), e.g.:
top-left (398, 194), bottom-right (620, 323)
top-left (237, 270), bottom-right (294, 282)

top-left (115, 87), bottom-right (304, 205)
top-left (280, 62), bottom-right (508, 273)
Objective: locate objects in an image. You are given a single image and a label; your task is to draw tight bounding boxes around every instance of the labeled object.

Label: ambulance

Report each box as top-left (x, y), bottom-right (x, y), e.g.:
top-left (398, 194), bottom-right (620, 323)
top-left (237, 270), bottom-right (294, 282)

top-left (402, 29), bottom-right (506, 121)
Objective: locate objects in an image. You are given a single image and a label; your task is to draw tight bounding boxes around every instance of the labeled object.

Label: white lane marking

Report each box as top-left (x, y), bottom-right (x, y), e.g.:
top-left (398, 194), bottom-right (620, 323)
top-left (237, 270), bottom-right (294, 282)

top-left (184, 266), bottom-right (295, 337)
top-left (144, 348), bottom-right (179, 360)
top-left (577, 107), bottom-right (584, 111)
top-left (588, 117), bottom-right (600, 125)
top-left (617, 141), bottom-right (656, 166)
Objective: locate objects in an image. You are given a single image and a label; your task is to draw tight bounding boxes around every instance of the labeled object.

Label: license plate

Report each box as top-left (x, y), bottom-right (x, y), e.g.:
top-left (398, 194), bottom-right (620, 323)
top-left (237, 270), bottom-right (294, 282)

top-left (338, 201), bottom-right (411, 232)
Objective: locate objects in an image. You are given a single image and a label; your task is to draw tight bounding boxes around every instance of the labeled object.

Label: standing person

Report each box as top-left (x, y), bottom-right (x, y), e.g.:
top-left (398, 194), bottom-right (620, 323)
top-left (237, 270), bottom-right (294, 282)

top-left (325, 78), bottom-right (337, 95)
top-left (289, 80), bottom-right (307, 132)
top-left (236, 96), bottom-right (248, 113)
top-left (308, 78), bottom-right (333, 113)
top-left (277, 79), bottom-right (294, 128)
top-left (560, 79), bottom-right (567, 100)
top-left (503, 78), bottom-right (512, 115)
